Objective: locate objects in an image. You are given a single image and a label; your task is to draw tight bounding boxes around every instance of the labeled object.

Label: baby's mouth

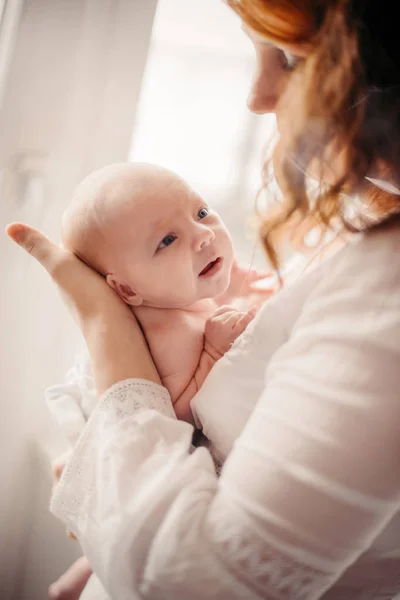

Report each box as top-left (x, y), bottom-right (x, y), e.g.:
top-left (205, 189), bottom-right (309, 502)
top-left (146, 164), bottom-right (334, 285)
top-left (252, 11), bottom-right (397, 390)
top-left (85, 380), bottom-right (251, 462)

top-left (199, 257), bottom-right (222, 277)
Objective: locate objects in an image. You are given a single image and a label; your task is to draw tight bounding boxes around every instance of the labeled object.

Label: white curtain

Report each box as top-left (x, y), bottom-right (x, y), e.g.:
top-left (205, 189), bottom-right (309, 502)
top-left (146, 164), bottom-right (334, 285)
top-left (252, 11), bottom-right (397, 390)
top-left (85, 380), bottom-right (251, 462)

top-left (0, 2), bottom-right (157, 598)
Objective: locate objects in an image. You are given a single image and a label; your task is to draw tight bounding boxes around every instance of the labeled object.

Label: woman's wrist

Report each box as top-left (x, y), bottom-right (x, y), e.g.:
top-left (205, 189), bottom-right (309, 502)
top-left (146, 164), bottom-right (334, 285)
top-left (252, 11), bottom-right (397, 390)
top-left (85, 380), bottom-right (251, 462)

top-left (82, 311), bottom-right (161, 395)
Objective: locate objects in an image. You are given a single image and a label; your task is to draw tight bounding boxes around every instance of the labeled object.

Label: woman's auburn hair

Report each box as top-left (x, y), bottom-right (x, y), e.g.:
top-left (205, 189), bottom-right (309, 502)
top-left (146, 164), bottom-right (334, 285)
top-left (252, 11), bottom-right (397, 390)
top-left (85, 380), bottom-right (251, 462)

top-left (228, 0), bottom-right (400, 272)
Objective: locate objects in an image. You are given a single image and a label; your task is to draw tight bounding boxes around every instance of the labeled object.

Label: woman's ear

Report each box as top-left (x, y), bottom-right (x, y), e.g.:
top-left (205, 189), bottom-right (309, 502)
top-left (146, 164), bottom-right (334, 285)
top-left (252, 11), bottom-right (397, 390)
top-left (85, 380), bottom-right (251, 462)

top-left (106, 274), bottom-right (143, 306)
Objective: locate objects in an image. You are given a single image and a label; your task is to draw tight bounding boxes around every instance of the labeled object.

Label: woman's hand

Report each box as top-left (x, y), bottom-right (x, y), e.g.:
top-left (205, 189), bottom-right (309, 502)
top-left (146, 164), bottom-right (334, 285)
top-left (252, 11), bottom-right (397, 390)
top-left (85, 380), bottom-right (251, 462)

top-left (6, 223), bottom-right (161, 393)
top-left (6, 223), bottom-right (123, 323)
top-left (215, 259), bottom-right (275, 308)
top-left (230, 262), bottom-right (272, 297)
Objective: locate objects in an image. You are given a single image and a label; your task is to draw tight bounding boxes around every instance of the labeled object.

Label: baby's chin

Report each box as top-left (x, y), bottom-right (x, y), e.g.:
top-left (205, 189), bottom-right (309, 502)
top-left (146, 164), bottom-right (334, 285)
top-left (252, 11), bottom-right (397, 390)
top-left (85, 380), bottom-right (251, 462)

top-left (198, 272), bottom-right (231, 300)
top-left (140, 266), bottom-right (232, 308)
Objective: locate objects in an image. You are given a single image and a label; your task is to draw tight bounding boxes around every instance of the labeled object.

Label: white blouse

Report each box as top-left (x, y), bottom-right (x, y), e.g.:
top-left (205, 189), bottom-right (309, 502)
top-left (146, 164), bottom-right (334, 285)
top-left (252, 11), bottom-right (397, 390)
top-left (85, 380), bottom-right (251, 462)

top-left (50, 222), bottom-right (400, 600)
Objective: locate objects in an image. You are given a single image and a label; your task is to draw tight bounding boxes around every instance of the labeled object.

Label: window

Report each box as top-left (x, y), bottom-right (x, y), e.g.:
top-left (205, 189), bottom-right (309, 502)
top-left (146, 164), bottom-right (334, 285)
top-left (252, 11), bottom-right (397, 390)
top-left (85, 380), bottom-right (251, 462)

top-left (129, 0), bottom-right (275, 267)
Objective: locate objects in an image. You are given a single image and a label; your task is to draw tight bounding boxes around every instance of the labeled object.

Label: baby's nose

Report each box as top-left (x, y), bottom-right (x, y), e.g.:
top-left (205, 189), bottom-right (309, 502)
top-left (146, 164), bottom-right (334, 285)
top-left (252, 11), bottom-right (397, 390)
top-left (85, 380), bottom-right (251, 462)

top-left (194, 226), bottom-right (215, 251)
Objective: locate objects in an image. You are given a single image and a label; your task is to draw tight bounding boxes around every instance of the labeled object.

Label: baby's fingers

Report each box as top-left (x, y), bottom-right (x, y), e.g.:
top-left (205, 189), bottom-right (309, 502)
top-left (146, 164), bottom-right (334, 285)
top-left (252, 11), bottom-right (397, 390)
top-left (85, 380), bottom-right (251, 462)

top-left (48, 556), bottom-right (92, 600)
top-left (212, 304), bottom-right (235, 317)
top-left (234, 305), bottom-right (258, 333)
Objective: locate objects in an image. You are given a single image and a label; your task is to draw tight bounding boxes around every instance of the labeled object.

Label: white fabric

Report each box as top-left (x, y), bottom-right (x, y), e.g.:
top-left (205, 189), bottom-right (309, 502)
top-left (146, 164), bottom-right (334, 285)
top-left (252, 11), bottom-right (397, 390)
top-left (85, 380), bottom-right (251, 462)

top-left (50, 222), bottom-right (400, 599)
top-left (46, 353), bottom-right (97, 445)
top-left (79, 573), bottom-right (110, 600)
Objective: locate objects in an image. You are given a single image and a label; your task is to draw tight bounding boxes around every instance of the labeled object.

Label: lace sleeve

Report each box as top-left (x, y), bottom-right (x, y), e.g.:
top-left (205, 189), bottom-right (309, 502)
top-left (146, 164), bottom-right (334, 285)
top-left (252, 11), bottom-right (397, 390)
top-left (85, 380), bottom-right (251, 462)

top-left (50, 231), bottom-right (400, 600)
top-left (45, 352), bottom-right (97, 445)
top-left (51, 377), bottom-right (339, 600)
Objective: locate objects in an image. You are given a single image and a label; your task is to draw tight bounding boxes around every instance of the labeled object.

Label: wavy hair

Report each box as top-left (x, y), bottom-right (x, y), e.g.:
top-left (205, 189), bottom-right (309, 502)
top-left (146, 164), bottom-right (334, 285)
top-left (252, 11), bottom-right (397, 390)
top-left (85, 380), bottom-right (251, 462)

top-left (228, 0), bottom-right (400, 271)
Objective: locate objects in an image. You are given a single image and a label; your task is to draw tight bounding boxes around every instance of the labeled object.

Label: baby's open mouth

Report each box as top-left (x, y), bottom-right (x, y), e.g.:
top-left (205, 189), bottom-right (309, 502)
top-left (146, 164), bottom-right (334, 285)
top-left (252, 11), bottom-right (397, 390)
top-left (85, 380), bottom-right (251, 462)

top-left (199, 257), bottom-right (222, 277)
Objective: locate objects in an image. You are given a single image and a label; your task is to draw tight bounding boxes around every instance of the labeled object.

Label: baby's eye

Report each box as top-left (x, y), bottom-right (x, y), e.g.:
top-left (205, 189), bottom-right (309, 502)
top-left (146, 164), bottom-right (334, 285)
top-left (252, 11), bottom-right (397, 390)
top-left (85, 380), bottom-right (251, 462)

top-left (158, 234), bottom-right (177, 250)
top-left (197, 207), bottom-right (209, 220)
top-left (280, 50), bottom-right (303, 72)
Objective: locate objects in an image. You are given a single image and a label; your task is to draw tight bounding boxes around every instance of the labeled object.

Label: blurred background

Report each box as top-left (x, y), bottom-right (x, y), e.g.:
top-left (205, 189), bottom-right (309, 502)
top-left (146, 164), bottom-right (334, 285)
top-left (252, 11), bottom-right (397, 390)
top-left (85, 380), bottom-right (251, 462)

top-left (0, 0), bottom-right (273, 597)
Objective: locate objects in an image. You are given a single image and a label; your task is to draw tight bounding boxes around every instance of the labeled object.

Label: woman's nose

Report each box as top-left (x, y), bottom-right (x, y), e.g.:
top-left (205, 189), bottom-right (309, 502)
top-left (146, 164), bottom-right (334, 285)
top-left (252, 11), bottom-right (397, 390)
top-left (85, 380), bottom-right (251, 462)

top-left (247, 69), bottom-right (280, 114)
top-left (247, 49), bottom-right (289, 115)
top-left (193, 225), bottom-right (215, 252)
top-left (247, 81), bottom-right (278, 113)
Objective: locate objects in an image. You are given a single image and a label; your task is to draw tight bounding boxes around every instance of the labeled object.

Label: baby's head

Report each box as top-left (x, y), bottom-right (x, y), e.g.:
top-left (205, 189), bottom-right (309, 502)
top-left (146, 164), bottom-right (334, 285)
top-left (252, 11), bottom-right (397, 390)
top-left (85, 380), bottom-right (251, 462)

top-left (62, 163), bottom-right (234, 309)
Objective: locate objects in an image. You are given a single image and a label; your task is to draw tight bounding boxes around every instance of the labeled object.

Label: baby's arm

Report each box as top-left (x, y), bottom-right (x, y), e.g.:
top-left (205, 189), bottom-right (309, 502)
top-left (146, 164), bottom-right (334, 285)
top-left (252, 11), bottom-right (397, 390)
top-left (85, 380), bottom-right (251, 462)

top-left (171, 305), bottom-right (257, 423)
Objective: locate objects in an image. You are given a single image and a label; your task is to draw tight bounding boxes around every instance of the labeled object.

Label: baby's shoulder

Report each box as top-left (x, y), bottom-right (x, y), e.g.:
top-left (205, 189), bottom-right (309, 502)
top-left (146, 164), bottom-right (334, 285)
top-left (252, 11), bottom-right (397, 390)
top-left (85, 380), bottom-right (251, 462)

top-left (136, 306), bottom-right (206, 349)
top-left (137, 307), bottom-right (206, 384)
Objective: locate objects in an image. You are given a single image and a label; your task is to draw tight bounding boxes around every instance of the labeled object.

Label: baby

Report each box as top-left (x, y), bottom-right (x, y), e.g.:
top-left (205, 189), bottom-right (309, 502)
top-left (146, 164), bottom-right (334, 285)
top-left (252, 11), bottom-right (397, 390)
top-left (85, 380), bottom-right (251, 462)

top-left (48, 162), bottom-right (267, 600)
top-left (60, 162), bottom-right (260, 424)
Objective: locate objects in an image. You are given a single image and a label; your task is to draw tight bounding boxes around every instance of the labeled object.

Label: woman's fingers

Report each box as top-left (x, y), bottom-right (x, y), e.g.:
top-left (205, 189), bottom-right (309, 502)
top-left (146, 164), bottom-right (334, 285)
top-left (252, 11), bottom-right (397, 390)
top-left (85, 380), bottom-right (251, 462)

top-left (247, 268), bottom-right (272, 281)
top-left (248, 284), bottom-right (275, 297)
top-left (6, 221), bottom-right (107, 321)
top-left (6, 221), bottom-right (103, 294)
top-left (6, 222), bottom-right (66, 276)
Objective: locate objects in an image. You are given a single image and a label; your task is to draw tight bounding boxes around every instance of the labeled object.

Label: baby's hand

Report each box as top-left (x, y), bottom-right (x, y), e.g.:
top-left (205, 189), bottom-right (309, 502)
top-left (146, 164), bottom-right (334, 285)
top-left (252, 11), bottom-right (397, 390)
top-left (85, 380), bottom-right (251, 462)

top-left (52, 450), bottom-right (72, 483)
top-left (204, 305), bottom-right (257, 360)
top-left (48, 556), bottom-right (93, 600)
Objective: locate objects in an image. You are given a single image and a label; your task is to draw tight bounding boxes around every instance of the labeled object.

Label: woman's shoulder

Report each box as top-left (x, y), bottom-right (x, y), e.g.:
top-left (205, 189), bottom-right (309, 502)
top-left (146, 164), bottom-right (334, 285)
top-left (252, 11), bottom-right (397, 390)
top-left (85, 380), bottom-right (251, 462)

top-left (288, 215), bottom-right (400, 355)
top-left (250, 214), bottom-right (400, 371)
top-left (251, 215), bottom-right (400, 342)
top-left (311, 215), bottom-right (400, 311)
top-left (334, 213), bottom-right (400, 275)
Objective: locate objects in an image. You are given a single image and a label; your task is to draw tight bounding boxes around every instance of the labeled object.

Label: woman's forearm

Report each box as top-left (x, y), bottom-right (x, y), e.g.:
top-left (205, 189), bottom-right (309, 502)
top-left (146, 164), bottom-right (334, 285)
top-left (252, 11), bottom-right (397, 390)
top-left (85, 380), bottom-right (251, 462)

top-left (80, 309), bottom-right (161, 395)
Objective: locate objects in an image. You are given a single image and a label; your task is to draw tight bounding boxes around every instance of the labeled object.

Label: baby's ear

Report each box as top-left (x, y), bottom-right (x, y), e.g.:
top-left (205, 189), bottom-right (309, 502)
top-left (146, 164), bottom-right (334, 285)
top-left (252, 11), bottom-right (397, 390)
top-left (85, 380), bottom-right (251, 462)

top-left (106, 274), bottom-right (143, 307)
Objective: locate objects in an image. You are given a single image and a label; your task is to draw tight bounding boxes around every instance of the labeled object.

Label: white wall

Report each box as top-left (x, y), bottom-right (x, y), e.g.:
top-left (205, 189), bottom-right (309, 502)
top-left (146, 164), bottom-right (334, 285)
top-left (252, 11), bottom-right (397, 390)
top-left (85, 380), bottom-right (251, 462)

top-left (0, 1), bottom-right (157, 597)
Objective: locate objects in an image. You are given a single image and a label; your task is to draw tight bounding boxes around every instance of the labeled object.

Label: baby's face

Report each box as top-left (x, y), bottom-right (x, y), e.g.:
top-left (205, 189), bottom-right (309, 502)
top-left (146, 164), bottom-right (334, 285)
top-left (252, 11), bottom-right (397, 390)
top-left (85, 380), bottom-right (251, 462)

top-left (104, 174), bottom-right (234, 309)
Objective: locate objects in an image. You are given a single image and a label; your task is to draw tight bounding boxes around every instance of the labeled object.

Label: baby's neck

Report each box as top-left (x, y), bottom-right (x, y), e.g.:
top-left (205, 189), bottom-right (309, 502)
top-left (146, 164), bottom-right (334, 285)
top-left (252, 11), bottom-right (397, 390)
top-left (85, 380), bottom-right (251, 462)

top-left (135, 297), bottom-right (216, 317)
top-left (181, 298), bottom-right (217, 314)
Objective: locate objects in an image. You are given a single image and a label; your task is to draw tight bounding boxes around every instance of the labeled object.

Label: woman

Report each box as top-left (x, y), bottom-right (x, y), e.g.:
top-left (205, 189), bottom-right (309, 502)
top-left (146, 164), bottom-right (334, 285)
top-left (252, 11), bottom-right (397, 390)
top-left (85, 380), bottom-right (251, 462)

top-left (7, 0), bottom-right (400, 598)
